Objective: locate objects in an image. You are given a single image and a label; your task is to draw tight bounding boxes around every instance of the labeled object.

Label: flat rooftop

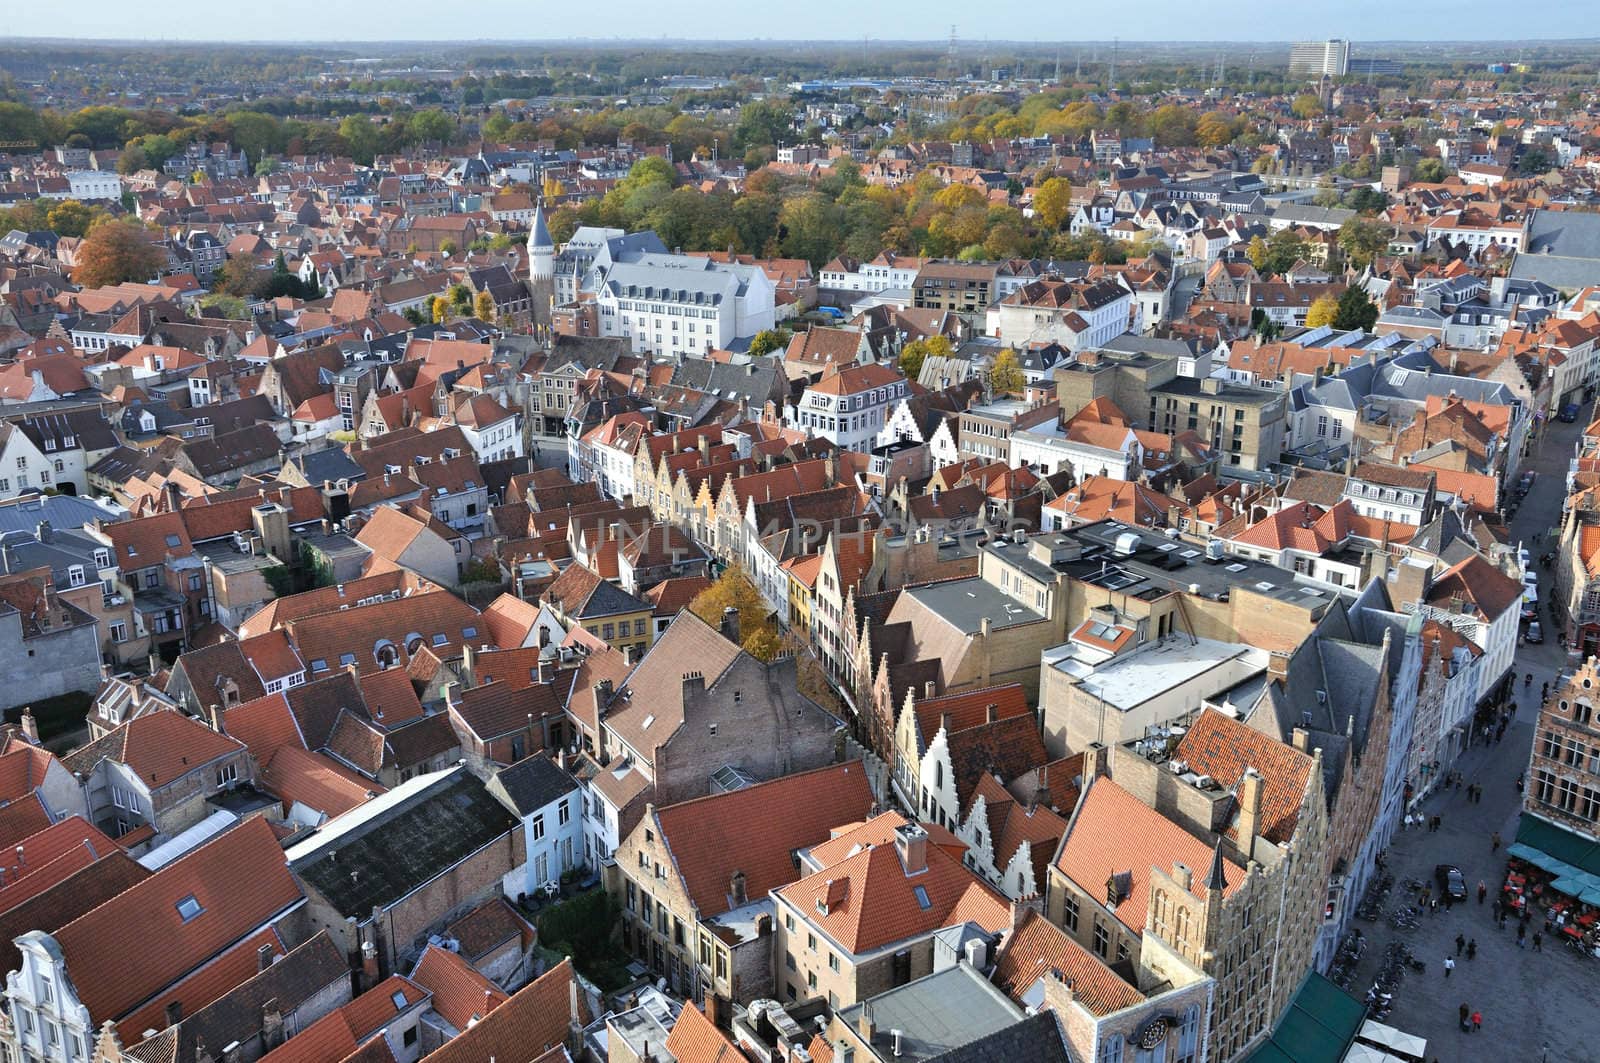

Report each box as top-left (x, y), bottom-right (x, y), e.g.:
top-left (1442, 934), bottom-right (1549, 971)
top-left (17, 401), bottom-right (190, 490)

top-left (903, 576), bottom-right (1044, 634)
top-left (1044, 636), bottom-right (1268, 711)
top-left (834, 964), bottom-right (1023, 1062)
top-left (987, 522), bottom-right (1353, 611)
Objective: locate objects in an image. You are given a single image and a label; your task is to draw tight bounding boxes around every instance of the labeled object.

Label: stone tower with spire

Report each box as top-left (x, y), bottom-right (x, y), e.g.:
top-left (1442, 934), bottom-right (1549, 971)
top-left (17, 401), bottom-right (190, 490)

top-left (526, 197), bottom-right (554, 339)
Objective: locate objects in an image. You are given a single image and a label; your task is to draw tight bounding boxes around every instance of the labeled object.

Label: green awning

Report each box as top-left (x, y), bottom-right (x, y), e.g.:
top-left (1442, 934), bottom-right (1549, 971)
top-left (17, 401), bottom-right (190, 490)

top-left (1515, 814), bottom-right (1600, 875)
top-left (1243, 972), bottom-right (1365, 1063)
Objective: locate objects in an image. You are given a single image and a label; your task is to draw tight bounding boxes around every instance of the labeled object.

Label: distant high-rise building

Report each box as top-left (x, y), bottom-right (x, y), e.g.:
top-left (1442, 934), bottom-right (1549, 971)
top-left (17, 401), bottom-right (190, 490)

top-left (1289, 39), bottom-right (1351, 78)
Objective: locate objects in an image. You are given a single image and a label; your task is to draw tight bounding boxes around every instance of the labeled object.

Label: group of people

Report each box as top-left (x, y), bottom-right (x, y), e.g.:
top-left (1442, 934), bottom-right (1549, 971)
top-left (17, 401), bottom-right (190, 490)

top-left (1457, 1003), bottom-right (1484, 1033)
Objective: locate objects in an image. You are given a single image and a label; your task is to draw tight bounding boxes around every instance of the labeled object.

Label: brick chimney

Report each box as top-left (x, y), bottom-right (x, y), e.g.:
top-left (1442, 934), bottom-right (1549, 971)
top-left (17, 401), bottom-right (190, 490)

top-left (1237, 768), bottom-right (1264, 861)
top-left (719, 606), bottom-right (740, 645)
top-left (893, 822), bottom-right (928, 874)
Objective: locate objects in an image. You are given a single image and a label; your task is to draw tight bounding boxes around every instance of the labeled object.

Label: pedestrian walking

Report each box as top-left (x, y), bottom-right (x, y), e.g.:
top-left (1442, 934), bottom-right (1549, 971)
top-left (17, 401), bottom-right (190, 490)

top-left (1472, 1011), bottom-right (1482, 1032)
top-left (1478, 882), bottom-right (1487, 904)
top-left (1517, 924), bottom-right (1527, 948)
top-left (1459, 1002), bottom-right (1470, 1028)
top-left (1534, 932), bottom-right (1543, 952)
top-left (1444, 956), bottom-right (1455, 977)
top-left (1491, 831), bottom-right (1501, 852)
top-left (1455, 933), bottom-right (1466, 956)
top-left (1467, 938), bottom-right (1476, 961)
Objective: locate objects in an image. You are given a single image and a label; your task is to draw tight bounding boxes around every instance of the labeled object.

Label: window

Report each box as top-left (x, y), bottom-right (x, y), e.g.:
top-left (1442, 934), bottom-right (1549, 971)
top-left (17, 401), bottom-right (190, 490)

top-left (402, 1028), bottom-right (417, 1048)
top-left (109, 621), bottom-right (127, 643)
top-left (215, 763), bottom-right (237, 787)
top-left (1100, 1033), bottom-right (1124, 1063)
top-left (558, 799), bottom-right (571, 825)
top-left (531, 814), bottom-right (546, 841)
top-left (176, 894), bottom-right (203, 922)
top-left (1093, 920), bottom-right (1110, 957)
top-left (187, 573), bottom-right (203, 592)
top-left (828, 951), bottom-right (839, 972)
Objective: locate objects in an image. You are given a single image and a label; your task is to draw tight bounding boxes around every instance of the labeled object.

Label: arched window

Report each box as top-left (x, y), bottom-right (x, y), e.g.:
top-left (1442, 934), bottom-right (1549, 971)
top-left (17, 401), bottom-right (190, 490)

top-left (374, 640), bottom-right (398, 669)
top-left (1099, 1033), bottom-right (1124, 1063)
top-left (405, 633), bottom-right (425, 655)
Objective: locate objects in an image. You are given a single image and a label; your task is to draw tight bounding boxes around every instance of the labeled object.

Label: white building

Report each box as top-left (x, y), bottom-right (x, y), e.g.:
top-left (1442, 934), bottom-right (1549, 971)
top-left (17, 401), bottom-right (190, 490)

top-left (988, 277), bottom-right (1130, 352)
top-left (64, 172), bottom-right (122, 201)
top-left (489, 754), bottom-right (585, 900)
top-left (1288, 39), bottom-right (1350, 78)
top-left (0, 424), bottom-right (52, 499)
top-left (819, 251), bottom-right (925, 293)
top-left (787, 362), bottom-right (908, 452)
top-left (596, 253), bottom-right (776, 357)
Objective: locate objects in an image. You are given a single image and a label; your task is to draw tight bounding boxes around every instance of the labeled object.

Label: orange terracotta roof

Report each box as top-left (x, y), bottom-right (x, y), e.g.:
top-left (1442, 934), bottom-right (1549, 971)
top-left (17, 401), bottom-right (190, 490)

top-left (411, 945), bottom-right (507, 1031)
top-left (1175, 708), bottom-right (1314, 845)
top-left (911, 683), bottom-right (1031, 747)
top-left (654, 761), bottom-right (876, 918)
top-left (991, 908), bottom-right (1145, 1016)
top-left (424, 958), bottom-right (579, 1063)
top-left (62, 711), bottom-right (246, 788)
top-left (665, 1002), bottom-right (741, 1063)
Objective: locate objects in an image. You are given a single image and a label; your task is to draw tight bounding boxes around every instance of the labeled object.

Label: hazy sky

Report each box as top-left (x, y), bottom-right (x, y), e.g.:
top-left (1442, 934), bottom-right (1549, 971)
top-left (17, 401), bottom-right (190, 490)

top-left (12, 0), bottom-right (1596, 43)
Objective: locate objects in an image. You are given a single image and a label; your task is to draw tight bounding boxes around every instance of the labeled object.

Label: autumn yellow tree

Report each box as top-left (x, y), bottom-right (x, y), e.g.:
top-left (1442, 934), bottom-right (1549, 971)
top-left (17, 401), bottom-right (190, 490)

top-left (73, 219), bottom-right (165, 288)
top-left (430, 295), bottom-right (450, 324)
top-left (473, 290), bottom-right (495, 321)
top-left (1246, 235), bottom-right (1270, 271)
top-left (1305, 293), bottom-right (1340, 328)
top-left (688, 563), bottom-right (780, 661)
top-left (1031, 177), bottom-right (1074, 231)
top-left (988, 348), bottom-right (1026, 395)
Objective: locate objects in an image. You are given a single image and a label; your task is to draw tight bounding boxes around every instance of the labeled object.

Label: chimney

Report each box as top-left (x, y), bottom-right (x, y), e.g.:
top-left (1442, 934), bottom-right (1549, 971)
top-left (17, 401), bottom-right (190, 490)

top-left (260, 998), bottom-right (284, 1049)
top-left (19, 709), bottom-right (37, 744)
top-left (1290, 727), bottom-right (1310, 752)
top-left (985, 702), bottom-right (998, 724)
top-left (164, 480), bottom-right (182, 513)
top-left (360, 929), bottom-right (381, 988)
top-left (858, 1003), bottom-right (877, 1044)
top-left (1237, 768), bottom-right (1264, 857)
top-left (940, 711), bottom-right (954, 736)
top-left (1172, 861), bottom-right (1193, 892)
top-left (165, 1001), bottom-right (183, 1028)
top-left (719, 606), bottom-right (740, 645)
top-left (461, 643), bottom-right (477, 688)
top-left (257, 943), bottom-right (275, 972)
top-left (893, 822), bottom-right (928, 874)
top-left (34, 521), bottom-right (50, 544)
top-left (924, 680), bottom-right (937, 699)
top-left (730, 870), bottom-right (747, 905)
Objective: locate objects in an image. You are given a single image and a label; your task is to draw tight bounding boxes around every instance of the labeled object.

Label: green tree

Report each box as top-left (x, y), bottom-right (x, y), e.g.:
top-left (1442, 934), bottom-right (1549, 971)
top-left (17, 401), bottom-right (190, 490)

top-left (1304, 293), bottom-right (1339, 328)
top-left (338, 115), bottom-right (381, 165)
top-left (1031, 177), bottom-right (1074, 231)
top-left (897, 334), bottom-right (952, 381)
top-left (688, 563), bottom-right (780, 661)
top-left (224, 111), bottom-right (285, 162)
top-left (73, 219), bottom-right (164, 287)
top-left (733, 99), bottom-right (791, 152)
top-left (1338, 218), bottom-right (1390, 269)
top-left (747, 328), bottom-right (791, 357)
top-left (1331, 286), bottom-right (1379, 332)
top-left (1518, 149), bottom-right (1552, 175)
top-left (988, 348), bottom-right (1025, 395)
top-left (198, 293), bottom-right (249, 319)
top-left (1245, 234), bottom-right (1270, 270)
top-left (44, 199), bottom-right (99, 238)
top-left (407, 109), bottom-right (456, 146)
top-left (439, 239), bottom-right (459, 257)
top-left (450, 283), bottom-right (472, 307)
top-left (1263, 228), bottom-right (1307, 275)
top-left (1291, 94), bottom-right (1324, 120)
top-left (1411, 157), bottom-right (1448, 184)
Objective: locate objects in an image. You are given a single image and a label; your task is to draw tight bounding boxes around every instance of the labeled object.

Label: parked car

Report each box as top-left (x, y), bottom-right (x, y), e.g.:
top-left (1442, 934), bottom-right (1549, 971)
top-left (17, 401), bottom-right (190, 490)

top-left (1561, 403), bottom-right (1581, 423)
top-left (1436, 863), bottom-right (1468, 901)
top-left (1525, 622), bottom-right (1544, 644)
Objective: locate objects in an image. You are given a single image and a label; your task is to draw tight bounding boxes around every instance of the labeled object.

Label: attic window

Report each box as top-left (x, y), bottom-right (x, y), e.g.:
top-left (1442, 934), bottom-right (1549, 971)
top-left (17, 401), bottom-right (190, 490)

top-left (175, 895), bottom-right (203, 922)
top-left (912, 885), bottom-right (932, 910)
top-left (390, 990), bottom-right (407, 1010)
top-left (311, 659), bottom-right (328, 672)
top-left (461, 626), bottom-right (477, 640)
top-left (339, 653), bottom-right (357, 667)
top-left (165, 534), bottom-right (182, 548)
top-left (431, 634), bottom-right (448, 647)
top-left (641, 713), bottom-right (656, 729)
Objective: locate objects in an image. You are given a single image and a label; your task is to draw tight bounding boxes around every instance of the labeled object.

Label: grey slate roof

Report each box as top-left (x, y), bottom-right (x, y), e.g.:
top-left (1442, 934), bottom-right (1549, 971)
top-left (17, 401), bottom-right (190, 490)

top-left (491, 752), bottom-right (578, 817)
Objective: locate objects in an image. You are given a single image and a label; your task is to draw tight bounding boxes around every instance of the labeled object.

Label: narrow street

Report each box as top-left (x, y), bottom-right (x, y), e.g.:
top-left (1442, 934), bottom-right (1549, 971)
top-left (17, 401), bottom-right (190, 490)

top-left (1341, 409), bottom-right (1585, 1061)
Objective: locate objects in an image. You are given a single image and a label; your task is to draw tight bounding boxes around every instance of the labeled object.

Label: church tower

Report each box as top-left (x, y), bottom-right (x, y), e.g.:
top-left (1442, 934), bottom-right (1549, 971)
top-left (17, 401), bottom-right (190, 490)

top-left (526, 198), bottom-right (554, 338)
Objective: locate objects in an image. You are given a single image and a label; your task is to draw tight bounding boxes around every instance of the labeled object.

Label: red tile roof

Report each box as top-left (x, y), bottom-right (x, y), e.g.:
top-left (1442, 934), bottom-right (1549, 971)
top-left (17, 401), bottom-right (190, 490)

top-left (991, 908), bottom-right (1145, 1017)
top-left (62, 711), bottom-right (245, 789)
top-left (53, 817), bottom-right (303, 1026)
top-left (1174, 708), bottom-right (1315, 845)
top-left (423, 957), bottom-right (579, 1063)
top-left (653, 761), bottom-right (877, 918)
top-left (665, 1002), bottom-right (741, 1063)
top-left (1053, 778), bottom-right (1244, 935)
top-left (410, 944), bottom-right (507, 1031)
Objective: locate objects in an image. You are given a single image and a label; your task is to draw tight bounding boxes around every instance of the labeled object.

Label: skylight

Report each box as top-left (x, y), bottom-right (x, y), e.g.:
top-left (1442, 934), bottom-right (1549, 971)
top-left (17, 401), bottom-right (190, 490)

top-left (176, 895), bottom-right (203, 922)
top-left (912, 885), bottom-right (932, 910)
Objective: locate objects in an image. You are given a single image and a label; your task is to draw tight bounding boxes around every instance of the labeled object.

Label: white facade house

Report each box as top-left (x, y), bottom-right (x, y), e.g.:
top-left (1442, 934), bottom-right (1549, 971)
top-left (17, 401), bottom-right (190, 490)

top-left (596, 254), bottom-right (775, 357)
top-left (6, 933), bottom-right (94, 1063)
top-left (65, 172), bottom-right (122, 201)
top-left (988, 277), bottom-right (1130, 352)
top-left (0, 425), bottom-right (52, 500)
top-left (787, 363), bottom-right (908, 453)
top-left (819, 252), bottom-right (924, 293)
top-left (491, 755), bottom-right (585, 901)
